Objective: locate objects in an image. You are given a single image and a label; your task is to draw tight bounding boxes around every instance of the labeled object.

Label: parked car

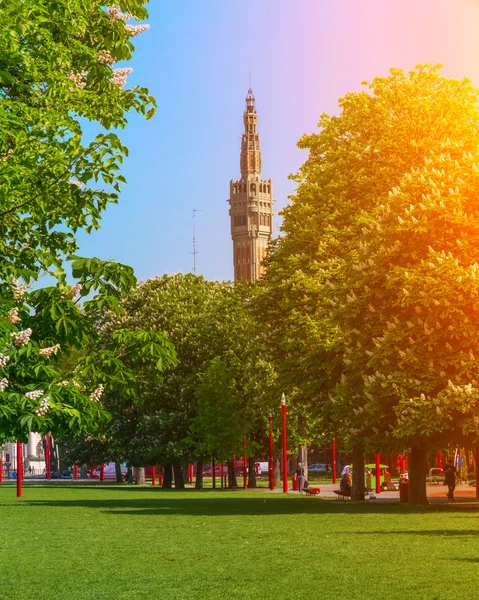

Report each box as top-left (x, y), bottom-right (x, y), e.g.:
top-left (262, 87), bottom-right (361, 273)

top-left (308, 463), bottom-right (330, 471)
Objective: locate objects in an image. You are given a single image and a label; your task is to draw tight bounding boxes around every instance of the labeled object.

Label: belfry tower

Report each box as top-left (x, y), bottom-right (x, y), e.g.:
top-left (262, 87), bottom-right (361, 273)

top-left (228, 88), bottom-right (273, 281)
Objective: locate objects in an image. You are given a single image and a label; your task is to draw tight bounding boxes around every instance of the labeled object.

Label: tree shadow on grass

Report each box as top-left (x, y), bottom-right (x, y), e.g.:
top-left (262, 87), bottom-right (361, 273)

top-left (12, 493), bottom-right (479, 517)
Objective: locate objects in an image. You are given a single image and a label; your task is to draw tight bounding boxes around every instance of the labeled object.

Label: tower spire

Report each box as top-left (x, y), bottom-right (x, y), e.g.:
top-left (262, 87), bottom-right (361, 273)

top-left (228, 88), bottom-right (274, 282)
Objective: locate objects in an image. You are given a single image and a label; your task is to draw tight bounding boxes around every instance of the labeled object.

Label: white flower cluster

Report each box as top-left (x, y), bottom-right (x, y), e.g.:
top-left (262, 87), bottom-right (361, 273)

top-left (40, 344), bottom-right (60, 358)
top-left (25, 390), bottom-right (44, 400)
top-left (58, 380), bottom-right (69, 387)
top-left (98, 49), bottom-right (116, 65)
top-left (68, 180), bottom-right (83, 188)
top-left (0, 354), bottom-right (10, 368)
top-left (7, 307), bottom-right (20, 324)
top-left (11, 328), bottom-right (32, 347)
top-left (107, 6), bottom-right (130, 21)
top-left (89, 384), bottom-right (104, 403)
top-left (124, 24), bottom-right (150, 37)
top-left (111, 67), bottom-right (133, 89)
top-left (0, 149), bottom-right (13, 162)
top-left (34, 397), bottom-right (50, 417)
top-left (12, 280), bottom-right (27, 300)
top-left (64, 283), bottom-right (82, 299)
top-left (0, 378), bottom-right (8, 392)
top-left (68, 71), bottom-right (87, 90)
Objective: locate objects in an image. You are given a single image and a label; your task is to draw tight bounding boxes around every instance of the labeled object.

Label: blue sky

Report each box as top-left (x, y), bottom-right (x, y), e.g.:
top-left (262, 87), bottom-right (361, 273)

top-left (76, 0), bottom-right (479, 283)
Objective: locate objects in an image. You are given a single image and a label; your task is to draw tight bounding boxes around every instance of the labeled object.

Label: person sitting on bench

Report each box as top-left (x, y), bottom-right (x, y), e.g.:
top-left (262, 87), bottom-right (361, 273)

top-left (340, 473), bottom-right (352, 493)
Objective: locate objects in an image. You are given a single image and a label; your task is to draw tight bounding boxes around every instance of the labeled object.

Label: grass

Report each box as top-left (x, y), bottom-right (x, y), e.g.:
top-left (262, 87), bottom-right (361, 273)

top-left (0, 484), bottom-right (478, 599)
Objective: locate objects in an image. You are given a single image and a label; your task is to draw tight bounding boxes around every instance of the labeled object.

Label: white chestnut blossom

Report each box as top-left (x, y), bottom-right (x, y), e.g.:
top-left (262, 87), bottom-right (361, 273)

top-left (111, 68), bottom-right (133, 89)
top-left (97, 49), bottom-right (116, 66)
top-left (40, 344), bottom-right (60, 358)
top-left (7, 307), bottom-right (20, 324)
top-left (0, 354), bottom-right (10, 368)
top-left (64, 283), bottom-right (82, 299)
top-left (68, 180), bottom-right (83, 188)
top-left (25, 390), bottom-right (44, 400)
top-left (107, 6), bottom-right (130, 21)
top-left (11, 328), bottom-right (32, 347)
top-left (34, 397), bottom-right (50, 417)
top-left (0, 149), bottom-right (13, 162)
top-left (0, 378), bottom-right (8, 392)
top-left (89, 384), bottom-right (104, 403)
top-left (124, 24), bottom-right (150, 37)
top-left (12, 280), bottom-right (27, 300)
top-left (68, 71), bottom-right (87, 90)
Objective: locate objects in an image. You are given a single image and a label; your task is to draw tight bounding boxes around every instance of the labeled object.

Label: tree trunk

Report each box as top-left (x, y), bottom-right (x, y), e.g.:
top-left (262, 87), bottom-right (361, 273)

top-left (195, 459), bottom-right (204, 489)
top-left (351, 445), bottom-right (365, 501)
top-left (173, 462), bottom-right (185, 489)
top-left (227, 460), bottom-right (237, 488)
top-left (247, 456), bottom-right (257, 488)
top-left (135, 466), bottom-right (145, 485)
top-left (162, 463), bottom-right (173, 488)
top-left (408, 445), bottom-right (429, 505)
top-left (115, 462), bottom-right (123, 484)
top-left (273, 442), bottom-right (281, 488)
top-left (298, 416), bottom-right (308, 475)
top-left (80, 465), bottom-right (87, 479)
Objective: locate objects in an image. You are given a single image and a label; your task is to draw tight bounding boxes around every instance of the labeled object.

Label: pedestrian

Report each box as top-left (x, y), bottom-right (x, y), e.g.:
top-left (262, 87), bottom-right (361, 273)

top-left (443, 460), bottom-right (457, 502)
top-left (341, 465), bottom-right (350, 476)
top-left (296, 462), bottom-right (305, 493)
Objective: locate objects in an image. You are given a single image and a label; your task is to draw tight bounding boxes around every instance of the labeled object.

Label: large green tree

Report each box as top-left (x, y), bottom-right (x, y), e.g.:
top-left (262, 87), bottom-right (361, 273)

top-left (261, 64), bottom-right (479, 502)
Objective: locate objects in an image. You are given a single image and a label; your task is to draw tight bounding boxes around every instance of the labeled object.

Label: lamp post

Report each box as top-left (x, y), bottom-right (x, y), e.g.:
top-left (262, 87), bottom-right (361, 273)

top-left (268, 413), bottom-right (274, 490)
top-left (281, 393), bottom-right (288, 493)
top-left (243, 440), bottom-right (247, 489)
top-left (45, 434), bottom-right (51, 480)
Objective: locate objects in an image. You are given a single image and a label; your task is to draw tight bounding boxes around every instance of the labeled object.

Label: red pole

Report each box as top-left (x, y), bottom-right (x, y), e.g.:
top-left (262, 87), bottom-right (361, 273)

top-left (476, 448), bottom-right (479, 500)
top-left (375, 452), bottom-right (381, 494)
top-left (281, 393), bottom-right (288, 493)
top-left (212, 460), bottom-right (216, 489)
top-left (73, 464), bottom-right (78, 480)
top-left (438, 450), bottom-right (443, 473)
top-left (45, 434), bottom-right (51, 480)
top-left (152, 466), bottom-right (156, 486)
top-left (332, 439), bottom-right (337, 484)
top-left (16, 441), bottom-right (22, 498)
top-left (243, 440), bottom-right (247, 489)
top-left (188, 464), bottom-right (193, 485)
top-left (0, 456), bottom-right (3, 483)
top-left (100, 463), bottom-right (104, 481)
top-left (268, 413), bottom-right (274, 490)
top-left (89, 466), bottom-right (93, 479)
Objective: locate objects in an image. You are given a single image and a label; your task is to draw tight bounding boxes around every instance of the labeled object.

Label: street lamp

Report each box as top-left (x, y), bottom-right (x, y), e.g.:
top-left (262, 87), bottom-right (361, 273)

top-left (281, 393), bottom-right (288, 493)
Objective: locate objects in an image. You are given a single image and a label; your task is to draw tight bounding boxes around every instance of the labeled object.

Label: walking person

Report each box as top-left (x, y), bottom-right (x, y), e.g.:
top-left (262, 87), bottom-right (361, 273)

top-left (296, 462), bottom-right (305, 494)
top-left (443, 460), bottom-right (457, 502)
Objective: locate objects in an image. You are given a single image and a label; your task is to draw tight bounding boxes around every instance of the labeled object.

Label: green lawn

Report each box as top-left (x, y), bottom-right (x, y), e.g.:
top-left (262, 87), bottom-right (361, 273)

top-left (1, 484), bottom-right (478, 599)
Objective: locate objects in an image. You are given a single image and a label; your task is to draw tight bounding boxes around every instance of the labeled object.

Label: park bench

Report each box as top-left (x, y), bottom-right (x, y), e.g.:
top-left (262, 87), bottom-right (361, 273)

top-left (334, 489), bottom-right (351, 500)
top-left (304, 488), bottom-right (320, 496)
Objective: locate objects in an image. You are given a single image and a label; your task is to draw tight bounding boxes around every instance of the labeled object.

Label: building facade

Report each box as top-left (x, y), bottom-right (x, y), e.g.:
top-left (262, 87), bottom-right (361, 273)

top-left (228, 88), bottom-right (274, 281)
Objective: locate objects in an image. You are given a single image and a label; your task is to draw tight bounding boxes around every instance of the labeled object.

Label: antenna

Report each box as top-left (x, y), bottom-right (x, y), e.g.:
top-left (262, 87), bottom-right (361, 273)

top-left (249, 71), bottom-right (251, 89)
top-left (190, 208), bottom-right (202, 275)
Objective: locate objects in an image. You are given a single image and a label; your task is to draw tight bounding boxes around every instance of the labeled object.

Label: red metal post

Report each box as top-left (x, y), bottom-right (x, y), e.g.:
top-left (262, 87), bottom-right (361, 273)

top-left (89, 466), bottom-right (93, 479)
top-left (268, 413), bottom-right (274, 490)
top-left (151, 466), bottom-right (156, 486)
top-left (100, 463), bottom-right (104, 481)
top-left (45, 434), bottom-right (51, 480)
top-left (0, 456), bottom-right (3, 483)
top-left (476, 448), bottom-right (479, 500)
top-left (438, 450), bottom-right (443, 473)
top-left (16, 441), bottom-right (22, 498)
top-left (281, 393), bottom-right (288, 493)
top-left (243, 440), bottom-right (247, 489)
top-left (212, 459), bottom-right (216, 489)
top-left (73, 464), bottom-right (78, 480)
top-left (375, 452), bottom-right (381, 494)
top-left (332, 438), bottom-right (337, 484)
top-left (188, 464), bottom-right (193, 485)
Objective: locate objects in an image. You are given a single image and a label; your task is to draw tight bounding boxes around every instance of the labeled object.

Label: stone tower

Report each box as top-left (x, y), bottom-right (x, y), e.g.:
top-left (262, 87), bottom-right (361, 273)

top-left (228, 88), bottom-right (273, 281)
